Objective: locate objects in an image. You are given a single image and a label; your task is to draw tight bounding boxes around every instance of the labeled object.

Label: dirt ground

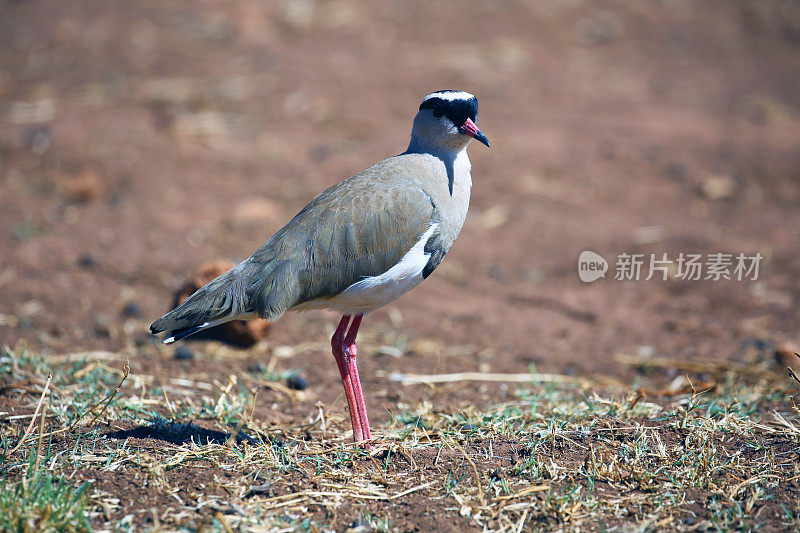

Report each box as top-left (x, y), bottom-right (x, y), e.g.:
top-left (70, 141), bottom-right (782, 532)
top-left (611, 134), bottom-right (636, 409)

top-left (1, 0), bottom-right (800, 531)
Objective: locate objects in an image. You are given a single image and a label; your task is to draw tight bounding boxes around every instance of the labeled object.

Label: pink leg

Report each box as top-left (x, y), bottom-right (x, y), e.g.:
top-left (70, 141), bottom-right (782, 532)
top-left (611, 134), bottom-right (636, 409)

top-left (331, 315), bottom-right (364, 442)
top-left (342, 315), bottom-right (371, 441)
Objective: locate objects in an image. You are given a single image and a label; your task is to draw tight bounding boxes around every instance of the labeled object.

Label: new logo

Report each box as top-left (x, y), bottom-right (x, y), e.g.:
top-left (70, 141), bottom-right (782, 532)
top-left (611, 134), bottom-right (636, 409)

top-left (578, 251), bottom-right (608, 282)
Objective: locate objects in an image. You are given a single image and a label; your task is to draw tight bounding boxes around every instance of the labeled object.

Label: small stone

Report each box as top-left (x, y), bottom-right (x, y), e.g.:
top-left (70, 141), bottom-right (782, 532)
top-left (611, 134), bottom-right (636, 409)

top-left (174, 346), bottom-right (194, 360)
top-left (286, 374), bottom-right (307, 391)
top-left (77, 254), bottom-right (97, 269)
top-left (754, 339), bottom-right (773, 351)
top-left (120, 302), bottom-right (141, 318)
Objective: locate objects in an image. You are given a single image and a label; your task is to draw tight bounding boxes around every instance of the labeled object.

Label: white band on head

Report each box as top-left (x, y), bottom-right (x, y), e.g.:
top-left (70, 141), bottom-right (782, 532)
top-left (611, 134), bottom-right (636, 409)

top-left (422, 91), bottom-right (475, 102)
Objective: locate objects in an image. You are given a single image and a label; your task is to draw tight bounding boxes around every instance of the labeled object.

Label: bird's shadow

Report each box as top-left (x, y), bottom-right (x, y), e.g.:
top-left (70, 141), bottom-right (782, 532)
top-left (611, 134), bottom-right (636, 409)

top-left (104, 417), bottom-right (258, 446)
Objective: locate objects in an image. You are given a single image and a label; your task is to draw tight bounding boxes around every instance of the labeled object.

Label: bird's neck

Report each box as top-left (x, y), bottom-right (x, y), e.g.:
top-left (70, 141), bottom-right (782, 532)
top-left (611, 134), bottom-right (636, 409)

top-left (405, 132), bottom-right (469, 158)
top-left (405, 136), bottom-right (472, 195)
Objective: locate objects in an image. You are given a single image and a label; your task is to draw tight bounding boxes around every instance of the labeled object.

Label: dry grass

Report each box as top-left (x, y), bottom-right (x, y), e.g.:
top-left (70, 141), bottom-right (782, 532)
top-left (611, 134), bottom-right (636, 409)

top-left (1, 345), bottom-right (799, 532)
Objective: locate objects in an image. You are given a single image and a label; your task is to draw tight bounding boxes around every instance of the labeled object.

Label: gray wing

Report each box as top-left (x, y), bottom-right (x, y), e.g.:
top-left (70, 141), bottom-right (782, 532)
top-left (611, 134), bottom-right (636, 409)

top-left (247, 172), bottom-right (437, 314)
top-left (151, 162), bottom-right (437, 338)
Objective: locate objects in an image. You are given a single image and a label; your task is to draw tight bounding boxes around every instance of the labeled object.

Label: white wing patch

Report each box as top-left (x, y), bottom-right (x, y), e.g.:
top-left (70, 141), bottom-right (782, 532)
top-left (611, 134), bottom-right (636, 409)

top-left (422, 91), bottom-right (475, 102)
top-left (162, 317), bottom-right (229, 344)
top-left (301, 224), bottom-right (439, 315)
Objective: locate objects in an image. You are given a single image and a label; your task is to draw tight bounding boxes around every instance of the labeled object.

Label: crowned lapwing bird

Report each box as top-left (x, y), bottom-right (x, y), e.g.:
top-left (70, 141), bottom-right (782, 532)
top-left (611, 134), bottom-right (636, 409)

top-left (151, 90), bottom-right (490, 443)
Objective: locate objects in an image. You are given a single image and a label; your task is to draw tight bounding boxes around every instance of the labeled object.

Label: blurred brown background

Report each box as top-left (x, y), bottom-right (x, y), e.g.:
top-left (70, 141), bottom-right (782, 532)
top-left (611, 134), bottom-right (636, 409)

top-left (1, 0), bottom-right (799, 393)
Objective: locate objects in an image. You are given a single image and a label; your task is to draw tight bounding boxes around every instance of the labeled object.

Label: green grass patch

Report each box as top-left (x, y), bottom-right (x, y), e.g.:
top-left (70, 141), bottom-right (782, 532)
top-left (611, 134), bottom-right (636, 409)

top-left (0, 449), bottom-right (91, 532)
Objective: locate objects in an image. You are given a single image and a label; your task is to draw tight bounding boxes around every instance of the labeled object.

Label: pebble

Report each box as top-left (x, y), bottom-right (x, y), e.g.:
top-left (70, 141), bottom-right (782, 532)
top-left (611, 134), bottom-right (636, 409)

top-left (286, 374), bottom-right (307, 391)
top-left (173, 346), bottom-right (194, 360)
top-left (120, 302), bottom-right (141, 317)
top-left (77, 254), bottom-right (97, 269)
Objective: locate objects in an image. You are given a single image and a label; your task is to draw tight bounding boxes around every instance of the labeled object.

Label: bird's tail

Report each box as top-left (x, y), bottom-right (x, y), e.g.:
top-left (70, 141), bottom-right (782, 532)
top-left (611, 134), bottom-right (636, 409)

top-left (150, 263), bottom-right (256, 343)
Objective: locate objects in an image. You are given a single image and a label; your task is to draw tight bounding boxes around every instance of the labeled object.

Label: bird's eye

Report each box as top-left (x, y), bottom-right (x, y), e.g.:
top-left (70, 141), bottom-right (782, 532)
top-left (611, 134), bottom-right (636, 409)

top-left (433, 107), bottom-right (444, 118)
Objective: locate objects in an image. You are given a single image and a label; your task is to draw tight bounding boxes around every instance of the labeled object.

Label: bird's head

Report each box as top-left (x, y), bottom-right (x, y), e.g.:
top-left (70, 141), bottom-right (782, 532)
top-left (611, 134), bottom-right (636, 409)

top-left (411, 90), bottom-right (490, 152)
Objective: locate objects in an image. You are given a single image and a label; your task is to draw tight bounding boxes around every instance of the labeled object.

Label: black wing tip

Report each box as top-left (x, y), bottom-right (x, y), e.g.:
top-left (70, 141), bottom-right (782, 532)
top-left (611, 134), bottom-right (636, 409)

top-left (163, 324), bottom-right (207, 344)
top-left (150, 315), bottom-right (171, 335)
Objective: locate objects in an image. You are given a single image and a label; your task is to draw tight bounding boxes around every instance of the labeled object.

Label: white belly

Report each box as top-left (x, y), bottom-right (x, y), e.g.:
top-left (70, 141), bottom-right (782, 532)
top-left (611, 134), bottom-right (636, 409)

top-left (294, 224), bottom-right (438, 315)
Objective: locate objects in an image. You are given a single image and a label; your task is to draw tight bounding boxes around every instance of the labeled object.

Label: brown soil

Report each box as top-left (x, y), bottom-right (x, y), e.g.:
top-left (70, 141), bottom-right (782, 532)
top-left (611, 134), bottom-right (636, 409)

top-left (1, 0), bottom-right (799, 530)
